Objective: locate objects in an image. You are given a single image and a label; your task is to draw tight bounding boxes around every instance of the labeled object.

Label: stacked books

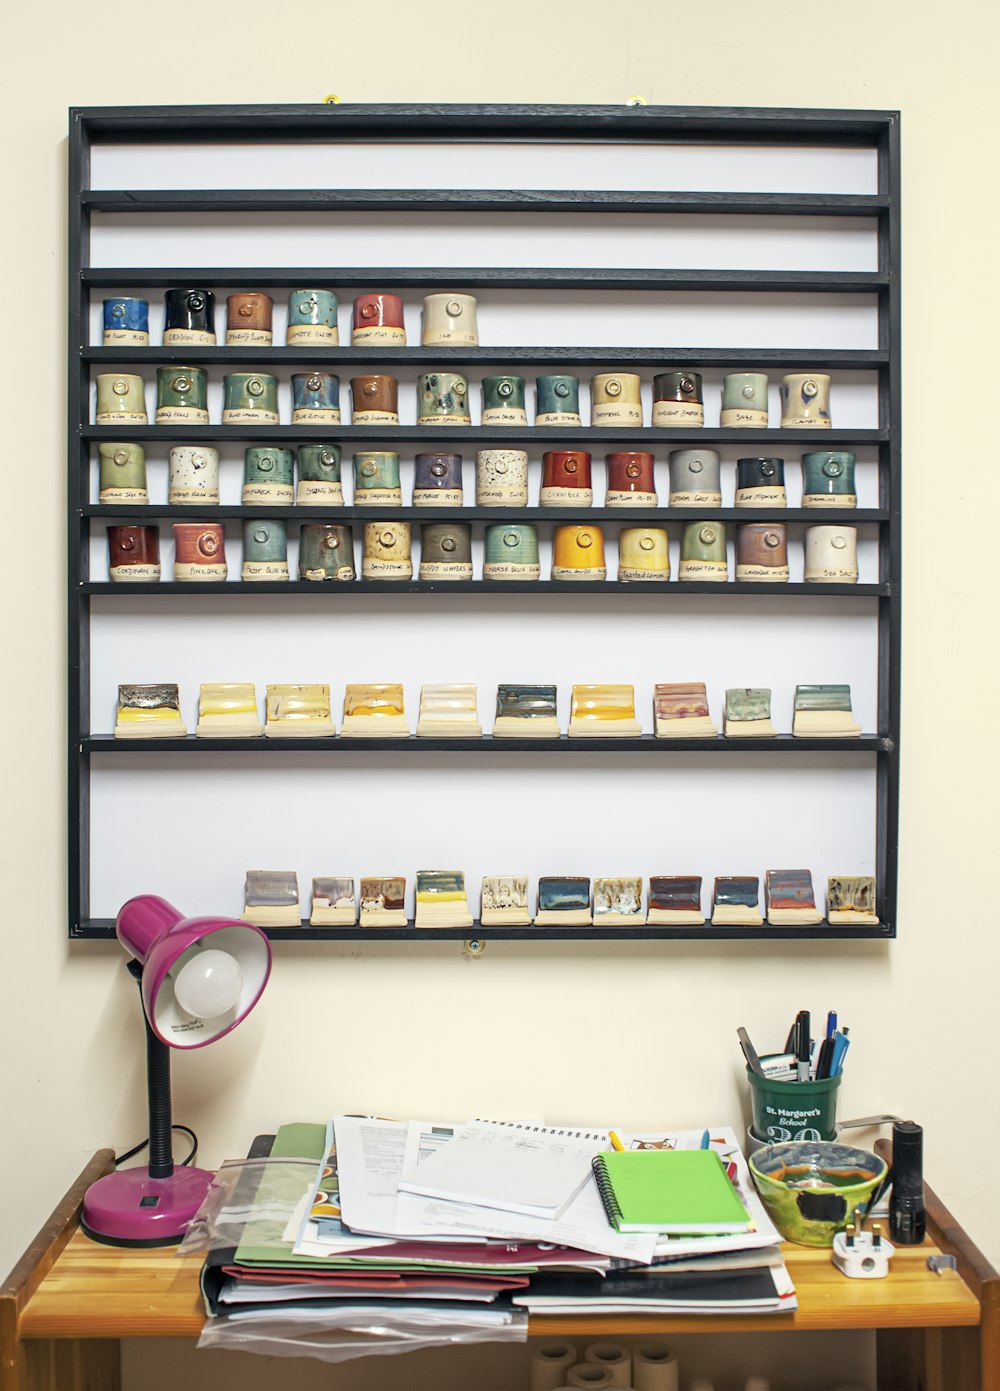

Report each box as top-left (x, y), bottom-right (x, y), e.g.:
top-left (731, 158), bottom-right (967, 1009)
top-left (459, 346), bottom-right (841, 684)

top-left (198, 1120), bottom-right (795, 1345)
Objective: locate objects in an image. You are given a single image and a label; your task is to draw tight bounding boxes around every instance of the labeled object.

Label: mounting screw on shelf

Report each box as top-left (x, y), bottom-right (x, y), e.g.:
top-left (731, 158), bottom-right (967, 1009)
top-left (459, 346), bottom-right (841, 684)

top-left (463, 938), bottom-right (486, 958)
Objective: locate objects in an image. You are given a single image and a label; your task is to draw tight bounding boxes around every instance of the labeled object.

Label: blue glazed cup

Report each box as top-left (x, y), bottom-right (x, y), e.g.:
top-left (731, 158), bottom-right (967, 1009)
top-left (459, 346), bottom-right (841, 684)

top-left (287, 289), bottom-right (339, 344)
top-left (291, 371), bottom-right (341, 421)
top-left (102, 297), bottom-right (149, 345)
top-left (483, 523), bottom-right (540, 580)
top-left (241, 519), bottom-right (289, 581)
top-left (353, 451), bottom-right (402, 505)
top-left (802, 451), bottom-right (857, 506)
top-left (482, 375), bottom-right (527, 424)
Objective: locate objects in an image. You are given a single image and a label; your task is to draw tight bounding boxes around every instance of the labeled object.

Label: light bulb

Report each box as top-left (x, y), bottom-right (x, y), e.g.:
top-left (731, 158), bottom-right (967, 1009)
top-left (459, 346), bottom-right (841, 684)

top-left (173, 948), bottom-right (243, 1019)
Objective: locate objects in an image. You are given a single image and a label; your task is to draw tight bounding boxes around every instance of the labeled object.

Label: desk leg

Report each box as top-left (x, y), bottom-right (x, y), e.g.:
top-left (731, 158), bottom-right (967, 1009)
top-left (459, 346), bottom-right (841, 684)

top-left (876, 1326), bottom-right (980, 1391)
top-left (21, 1339), bottom-right (120, 1391)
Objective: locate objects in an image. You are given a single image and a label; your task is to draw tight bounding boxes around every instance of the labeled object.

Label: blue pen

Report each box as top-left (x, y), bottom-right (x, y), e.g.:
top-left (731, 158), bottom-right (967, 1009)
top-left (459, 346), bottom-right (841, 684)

top-left (831, 1030), bottom-right (851, 1075)
top-left (699, 1129), bottom-right (711, 1149)
top-left (826, 1010), bottom-right (838, 1040)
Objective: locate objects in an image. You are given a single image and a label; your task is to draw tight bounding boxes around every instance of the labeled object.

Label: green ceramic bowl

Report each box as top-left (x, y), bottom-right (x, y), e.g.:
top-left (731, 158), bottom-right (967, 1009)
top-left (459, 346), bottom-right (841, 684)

top-left (749, 1141), bottom-right (887, 1247)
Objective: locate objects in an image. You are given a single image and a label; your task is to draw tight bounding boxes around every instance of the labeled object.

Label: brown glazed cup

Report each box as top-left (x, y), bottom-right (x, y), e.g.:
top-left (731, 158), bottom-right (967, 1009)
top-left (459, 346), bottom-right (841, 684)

top-left (350, 374), bottom-right (399, 417)
top-left (540, 450), bottom-right (593, 505)
top-left (352, 293), bottom-right (405, 339)
top-left (606, 451), bottom-right (656, 501)
top-left (226, 292), bottom-right (273, 334)
top-left (173, 522), bottom-right (227, 569)
top-left (108, 524), bottom-right (160, 579)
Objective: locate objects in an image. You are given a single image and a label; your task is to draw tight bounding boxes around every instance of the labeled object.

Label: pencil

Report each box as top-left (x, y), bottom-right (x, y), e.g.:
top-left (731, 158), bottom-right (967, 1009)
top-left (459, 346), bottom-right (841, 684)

top-left (608, 1130), bottom-right (625, 1152)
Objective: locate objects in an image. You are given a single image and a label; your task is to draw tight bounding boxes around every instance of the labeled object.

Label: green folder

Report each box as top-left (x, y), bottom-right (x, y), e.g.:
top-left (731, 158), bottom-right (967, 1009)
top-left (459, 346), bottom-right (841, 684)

top-left (591, 1149), bottom-right (751, 1234)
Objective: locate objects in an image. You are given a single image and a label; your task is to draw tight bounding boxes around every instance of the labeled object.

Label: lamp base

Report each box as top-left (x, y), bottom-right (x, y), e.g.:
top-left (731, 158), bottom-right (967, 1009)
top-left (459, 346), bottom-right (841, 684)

top-left (81, 1164), bottom-right (215, 1247)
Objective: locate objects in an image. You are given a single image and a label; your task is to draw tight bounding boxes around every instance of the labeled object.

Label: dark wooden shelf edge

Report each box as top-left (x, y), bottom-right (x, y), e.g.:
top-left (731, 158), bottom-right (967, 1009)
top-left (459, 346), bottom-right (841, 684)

top-left (73, 918), bottom-right (896, 941)
top-left (81, 426), bottom-right (889, 444)
top-left (86, 734), bottom-right (886, 754)
top-left (83, 346), bottom-right (890, 367)
top-left (82, 580), bottom-right (888, 596)
top-left (84, 506), bottom-right (888, 524)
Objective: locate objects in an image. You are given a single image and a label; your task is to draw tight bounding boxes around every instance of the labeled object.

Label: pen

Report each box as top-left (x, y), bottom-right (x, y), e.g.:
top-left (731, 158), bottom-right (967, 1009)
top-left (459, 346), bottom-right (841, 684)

top-left (608, 1130), bottom-right (625, 1152)
top-left (699, 1129), bottom-right (711, 1149)
top-left (737, 1026), bottom-right (767, 1078)
top-left (826, 1010), bottom-right (838, 1040)
top-left (796, 1010), bottom-right (811, 1082)
top-left (815, 1036), bottom-right (835, 1079)
top-left (831, 1031), bottom-right (851, 1075)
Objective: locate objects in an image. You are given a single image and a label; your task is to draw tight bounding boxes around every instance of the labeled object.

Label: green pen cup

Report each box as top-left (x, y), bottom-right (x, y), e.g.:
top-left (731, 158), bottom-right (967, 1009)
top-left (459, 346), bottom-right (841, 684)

top-left (746, 1066), bottom-right (840, 1143)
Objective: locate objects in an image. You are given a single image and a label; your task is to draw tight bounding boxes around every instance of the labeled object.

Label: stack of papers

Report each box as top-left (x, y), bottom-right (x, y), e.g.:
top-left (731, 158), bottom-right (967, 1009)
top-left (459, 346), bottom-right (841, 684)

top-left (198, 1118), bottom-right (795, 1342)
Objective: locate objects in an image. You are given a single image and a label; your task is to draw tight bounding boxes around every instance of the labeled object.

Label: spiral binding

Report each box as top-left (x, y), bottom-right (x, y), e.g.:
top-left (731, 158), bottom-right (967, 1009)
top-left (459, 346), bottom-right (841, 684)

top-left (477, 1119), bottom-right (606, 1141)
top-left (591, 1153), bottom-right (626, 1229)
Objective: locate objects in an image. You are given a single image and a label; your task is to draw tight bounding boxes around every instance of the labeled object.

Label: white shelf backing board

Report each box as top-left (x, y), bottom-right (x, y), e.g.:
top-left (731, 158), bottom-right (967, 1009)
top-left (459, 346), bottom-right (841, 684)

top-left (74, 107), bottom-right (898, 939)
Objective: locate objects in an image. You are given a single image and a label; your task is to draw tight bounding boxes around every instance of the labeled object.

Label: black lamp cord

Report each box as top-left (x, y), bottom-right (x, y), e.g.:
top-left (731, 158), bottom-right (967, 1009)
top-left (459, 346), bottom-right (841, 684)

top-left (115, 1126), bottom-right (199, 1169)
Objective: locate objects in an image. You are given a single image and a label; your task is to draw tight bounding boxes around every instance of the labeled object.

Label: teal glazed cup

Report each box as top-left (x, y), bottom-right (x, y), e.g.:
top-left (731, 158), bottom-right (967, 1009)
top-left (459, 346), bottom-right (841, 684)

top-left (721, 372), bottom-right (769, 428)
top-left (155, 365), bottom-right (209, 425)
top-left (291, 371), bottom-right (341, 423)
top-left (98, 443), bottom-right (148, 503)
top-left (297, 443), bottom-right (344, 505)
top-left (241, 519), bottom-right (289, 581)
top-left (242, 446), bottom-right (295, 505)
top-left (353, 451), bottom-right (402, 506)
top-left (299, 524), bottom-right (355, 581)
top-left (482, 523), bottom-right (541, 581)
top-left (417, 372), bottom-right (470, 425)
top-left (536, 374), bottom-right (581, 426)
top-left (287, 289), bottom-right (339, 345)
top-left (222, 372), bottom-right (280, 425)
top-left (802, 451), bottom-right (857, 508)
top-left (481, 375), bottom-right (527, 425)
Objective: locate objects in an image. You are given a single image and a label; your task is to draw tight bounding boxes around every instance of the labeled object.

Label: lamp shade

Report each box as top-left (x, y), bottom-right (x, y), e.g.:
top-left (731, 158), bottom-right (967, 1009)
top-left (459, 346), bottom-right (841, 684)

top-left (116, 894), bottom-right (271, 1049)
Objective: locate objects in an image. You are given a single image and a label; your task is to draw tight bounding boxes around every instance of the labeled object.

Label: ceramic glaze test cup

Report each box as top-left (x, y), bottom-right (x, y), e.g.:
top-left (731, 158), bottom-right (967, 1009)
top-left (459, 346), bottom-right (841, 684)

top-left (353, 452), bottom-right (402, 507)
top-left (172, 522), bottom-right (227, 582)
top-left (476, 450), bottom-right (528, 506)
top-left (678, 520), bottom-right (728, 581)
top-left (241, 519), bottom-right (289, 581)
top-left (352, 292), bottom-right (406, 345)
top-left (168, 445), bottom-right (220, 505)
top-left (226, 291), bottom-right (273, 345)
top-left (551, 524), bottom-right (606, 581)
top-left (291, 372), bottom-right (341, 424)
top-left (618, 527), bottom-right (670, 581)
top-left (736, 522), bottom-right (790, 582)
top-left (535, 375), bottom-right (581, 426)
top-left (222, 373), bottom-right (279, 425)
top-left (735, 456), bottom-right (787, 508)
top-left (804, 525), bottom-right (858, 583)
top-left (96, 374), bottom-right (147, 424)
top-left (802, 451), bottom-right (857, 507)
top-left (721, 373), bottom-right (769, 428)
top-left (481, 375), bottom-right (527, 425)
top-left (652, 370), bottom-right (704, 426)
top-left (591, 372), bottom-right (643, 426)
top-left (539, 450), bottom-right (593, 507)
top-left (163, 288), bottom-right (216, 345)
top-left (296, 444), bottom-right (344, 505)
top-left (102, 297), bottom-right (149, 346)
top-left (350, 374), bottom-right (399, 425)
top-left (413, 453), bottom-right (463, 507)
top-left (419, 522), bottom-right (473, 580)
top-left (482, 523), bottom-right (540, 580)
top-left (362, 521), bottom-right (413, 579)
top-left (108, 524), bottom-right (160, 582)
top-left (242, 446), bottom-right (294, 505)
top-left (781, 372), bottom-right (832, 429)
top-left (155, 366), bottom-right (209, 425)
top-left (606, 451), bottom-right (657, 506)
top-left (286, 289), bottom-right (338, 345)
top-left (417, 372), bottom-right (470, 425)
top-left (98, 443), bottom-right (148, 503)
top-left (422, 293), bottom-right (479, 347)
top-left (668, 448), bottom-right (722, 507)
top-left (298, 523), bottom-right (355, 581)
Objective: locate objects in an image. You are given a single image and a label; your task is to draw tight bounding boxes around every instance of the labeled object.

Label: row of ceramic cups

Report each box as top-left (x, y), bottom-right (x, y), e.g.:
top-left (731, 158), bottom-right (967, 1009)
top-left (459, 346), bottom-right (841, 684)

top-left (92, 368), bottom-right (835, 430)
top-left (98, 444), bottom-right (861, 509)
top-left (104, 519), bottom-right (861, 583)
top-left (101, 290), bottom-right (483, 349)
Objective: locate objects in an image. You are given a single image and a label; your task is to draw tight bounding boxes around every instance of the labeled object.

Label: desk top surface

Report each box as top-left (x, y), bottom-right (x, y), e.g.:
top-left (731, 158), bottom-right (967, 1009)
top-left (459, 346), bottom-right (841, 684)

top-left (19, 1227), bottom-right (982, 1340)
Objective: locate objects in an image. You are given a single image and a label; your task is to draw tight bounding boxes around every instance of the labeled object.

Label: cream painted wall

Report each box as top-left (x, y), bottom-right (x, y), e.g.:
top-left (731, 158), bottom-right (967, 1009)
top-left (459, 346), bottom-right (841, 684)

top-left (2, 1), bottom-right (998, 1385)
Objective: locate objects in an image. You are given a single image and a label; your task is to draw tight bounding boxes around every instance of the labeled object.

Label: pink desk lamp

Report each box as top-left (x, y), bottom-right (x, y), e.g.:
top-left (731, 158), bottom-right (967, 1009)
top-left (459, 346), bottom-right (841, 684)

top-left (81, 894), bottom-right (271, 1246)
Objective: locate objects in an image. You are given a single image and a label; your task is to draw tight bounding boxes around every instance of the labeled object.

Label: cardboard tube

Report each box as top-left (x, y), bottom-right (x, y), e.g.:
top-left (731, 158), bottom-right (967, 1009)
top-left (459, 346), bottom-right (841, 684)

top-left (633, 1343), bottom-right (680, 1391)
top-left (583, 1343), bottom-right (632, 1388)
top-left (531, 1343), bottom-right (578, 1391)
top-left (566, 1366), bottom-right (616, 1391)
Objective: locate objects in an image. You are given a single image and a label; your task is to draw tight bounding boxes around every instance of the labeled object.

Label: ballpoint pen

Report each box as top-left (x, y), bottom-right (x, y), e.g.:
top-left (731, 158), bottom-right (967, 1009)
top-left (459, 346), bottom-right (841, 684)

top-left (826, 1010), bottom-right (838, 1040)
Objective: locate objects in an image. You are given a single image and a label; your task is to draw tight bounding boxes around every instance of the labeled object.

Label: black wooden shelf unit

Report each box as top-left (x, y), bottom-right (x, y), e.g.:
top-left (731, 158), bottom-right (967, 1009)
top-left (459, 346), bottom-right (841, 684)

top-left (69, 102), bottom-right (900, 943)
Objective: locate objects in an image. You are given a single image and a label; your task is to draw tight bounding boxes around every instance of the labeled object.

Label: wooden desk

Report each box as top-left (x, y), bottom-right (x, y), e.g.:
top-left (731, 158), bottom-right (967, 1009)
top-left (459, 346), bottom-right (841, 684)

top-left (3, 1148), bottom-right (998, 1391)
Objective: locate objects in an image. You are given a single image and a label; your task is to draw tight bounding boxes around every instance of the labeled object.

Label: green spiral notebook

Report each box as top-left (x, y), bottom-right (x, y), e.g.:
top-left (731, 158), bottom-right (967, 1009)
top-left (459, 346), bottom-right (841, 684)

top-left (591, 1149), bottom-right (751, 1234)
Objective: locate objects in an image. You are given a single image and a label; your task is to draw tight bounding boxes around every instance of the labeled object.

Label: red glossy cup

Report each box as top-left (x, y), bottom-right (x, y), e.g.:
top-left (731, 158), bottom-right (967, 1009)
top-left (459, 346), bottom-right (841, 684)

top-left (606, 451), bottom-right (655, 496)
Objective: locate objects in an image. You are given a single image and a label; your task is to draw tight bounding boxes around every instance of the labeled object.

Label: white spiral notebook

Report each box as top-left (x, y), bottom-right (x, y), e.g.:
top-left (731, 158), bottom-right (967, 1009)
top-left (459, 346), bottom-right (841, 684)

top-left (397, 1120), bottom-right (610, 1218)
